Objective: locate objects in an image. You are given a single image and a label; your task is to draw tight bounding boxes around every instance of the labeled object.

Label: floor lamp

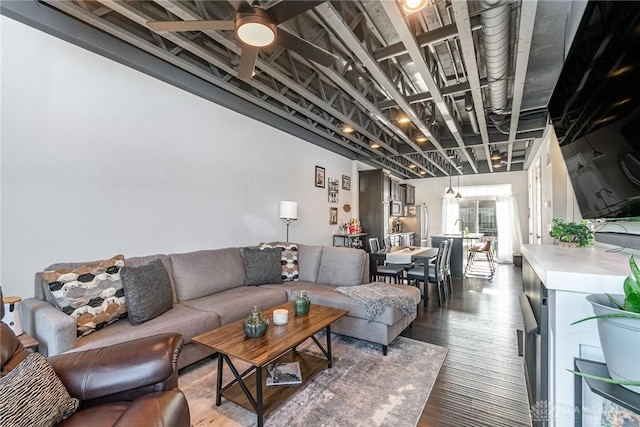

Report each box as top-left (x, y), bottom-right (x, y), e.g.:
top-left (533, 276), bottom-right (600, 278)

top-left (279, 201), bottom-right (298, 242)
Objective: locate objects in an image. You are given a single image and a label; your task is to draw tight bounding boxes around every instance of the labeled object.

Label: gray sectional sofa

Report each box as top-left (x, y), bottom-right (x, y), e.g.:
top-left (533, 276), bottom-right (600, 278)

top-left (21, 243), bottom-right (421, 368)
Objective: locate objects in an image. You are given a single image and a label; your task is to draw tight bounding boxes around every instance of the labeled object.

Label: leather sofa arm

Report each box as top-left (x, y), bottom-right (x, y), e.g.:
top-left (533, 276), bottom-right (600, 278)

top-left (113, 389), bottom-right (191, 427)
top-left (49, 333), bottom-right (183, 404)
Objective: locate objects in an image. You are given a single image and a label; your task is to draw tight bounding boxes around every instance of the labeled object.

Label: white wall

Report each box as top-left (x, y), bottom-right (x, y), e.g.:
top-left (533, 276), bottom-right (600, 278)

top-left (0, 17), bottom-right (356, 297)
top-left (403, 170), bottom-right (529, 241)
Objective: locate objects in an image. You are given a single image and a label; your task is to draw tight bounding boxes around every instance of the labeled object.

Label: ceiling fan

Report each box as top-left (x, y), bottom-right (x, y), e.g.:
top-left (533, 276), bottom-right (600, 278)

top-left (146, 1), bottom-right (337, 79)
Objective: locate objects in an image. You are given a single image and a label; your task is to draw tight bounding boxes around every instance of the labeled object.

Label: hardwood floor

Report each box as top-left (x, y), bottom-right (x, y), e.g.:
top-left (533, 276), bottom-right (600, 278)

top-left (401, 262), bottom-right (532, 427)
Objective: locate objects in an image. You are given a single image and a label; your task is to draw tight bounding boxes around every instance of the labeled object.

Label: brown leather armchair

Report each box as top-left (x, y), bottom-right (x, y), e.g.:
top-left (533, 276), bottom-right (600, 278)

top-left (1, 288), bottom-right (191, 426)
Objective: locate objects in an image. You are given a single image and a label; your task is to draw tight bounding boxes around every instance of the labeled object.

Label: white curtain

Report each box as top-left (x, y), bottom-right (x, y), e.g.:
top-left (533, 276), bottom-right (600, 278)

top-left (495, 195), bottom-right (523, 263)
top-left (441, 198), bottom-right (459, 235)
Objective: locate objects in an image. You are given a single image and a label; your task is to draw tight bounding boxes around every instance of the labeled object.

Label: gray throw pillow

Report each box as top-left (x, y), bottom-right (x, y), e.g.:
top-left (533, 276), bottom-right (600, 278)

top-left (120, 259), bottom-right (173, 325)
top-left (242, 247), bottom-right (283, 286)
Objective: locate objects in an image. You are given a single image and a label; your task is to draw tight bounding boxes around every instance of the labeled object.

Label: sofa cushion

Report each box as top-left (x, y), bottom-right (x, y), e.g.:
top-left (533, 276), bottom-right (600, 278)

top-left (316, 247), bottom-right (366, 286)
top-left (0, 352), bottom-right (79, 427)
top-left (181, 287), bottom-right (287, 325)
top-left (42, 255), bottom-right (127, 338)
top-left (169, 248), bottom-right (245, 302)
top-left (120, 259), bottom-right (173, 325)
top-left (68, 304), bottom-right (220, 351)
top-left (124, 254), bottom-right (177, 304)
top-left (298, 244), bottom-right (323, 282)
top-left (242, 248), bottom-right (283, 286)
top-left (260, 243), bottom-right (299, 281)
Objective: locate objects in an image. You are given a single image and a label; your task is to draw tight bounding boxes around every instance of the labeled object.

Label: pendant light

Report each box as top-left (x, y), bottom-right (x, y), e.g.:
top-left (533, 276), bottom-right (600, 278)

top-left (446, 169), bottom-right (455, 197)
top-left (455, 172), bottom-right (462, 199)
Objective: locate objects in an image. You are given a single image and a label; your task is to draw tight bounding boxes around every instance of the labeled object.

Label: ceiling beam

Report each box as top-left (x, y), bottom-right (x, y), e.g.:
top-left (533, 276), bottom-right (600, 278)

top-left (372, 15), bottom-right (482, 62)
top-left (451, 0), bottom-right (493, 172)
top-left (380, 1), bottom-right (478, 173)
top-left (507, 0), bottom-right (538, 171)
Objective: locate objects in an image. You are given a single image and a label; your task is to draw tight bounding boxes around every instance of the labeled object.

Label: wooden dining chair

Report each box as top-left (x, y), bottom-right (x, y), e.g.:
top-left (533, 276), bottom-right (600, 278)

top-left (406, 239), bottom-right (448, 307)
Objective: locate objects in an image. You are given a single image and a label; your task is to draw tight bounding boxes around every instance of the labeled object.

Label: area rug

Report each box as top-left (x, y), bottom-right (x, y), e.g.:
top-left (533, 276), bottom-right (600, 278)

top-left (179, 334), bottom-right (448, 427)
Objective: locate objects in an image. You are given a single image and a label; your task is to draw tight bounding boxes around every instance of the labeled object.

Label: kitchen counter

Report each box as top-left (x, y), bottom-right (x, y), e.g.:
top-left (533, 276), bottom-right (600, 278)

top-left (521, 244), bottom-right (628, 293)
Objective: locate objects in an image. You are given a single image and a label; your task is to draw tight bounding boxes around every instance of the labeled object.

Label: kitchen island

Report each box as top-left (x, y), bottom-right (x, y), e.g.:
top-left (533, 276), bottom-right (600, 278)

top-left (431, 233), bottom-right (483, 278)
top-left (520, 244), bottom-right (629, 427)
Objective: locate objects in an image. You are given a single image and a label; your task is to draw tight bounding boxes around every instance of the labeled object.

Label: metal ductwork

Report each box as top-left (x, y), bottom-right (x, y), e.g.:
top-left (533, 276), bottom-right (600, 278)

top-left (464, 92), bottom-right (480, 134)
top-left (479, 0), bottom-right (510, 114)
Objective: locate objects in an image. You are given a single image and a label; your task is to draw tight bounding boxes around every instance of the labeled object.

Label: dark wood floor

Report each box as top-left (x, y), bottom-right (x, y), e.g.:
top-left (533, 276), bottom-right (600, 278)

top-left (401, 263), bottom-right (532, 427)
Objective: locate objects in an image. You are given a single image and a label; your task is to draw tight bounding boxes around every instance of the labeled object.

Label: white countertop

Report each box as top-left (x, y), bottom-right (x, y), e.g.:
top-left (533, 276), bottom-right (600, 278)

top-left (521, 244), bottom-right (629, 293)
top-left (388, 232), bottom-right (414, 236)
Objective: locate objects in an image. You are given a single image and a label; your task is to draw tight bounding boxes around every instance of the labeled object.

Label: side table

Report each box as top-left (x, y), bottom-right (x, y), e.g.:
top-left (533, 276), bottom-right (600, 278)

top-left (17, 332), bottom-right (39, 352)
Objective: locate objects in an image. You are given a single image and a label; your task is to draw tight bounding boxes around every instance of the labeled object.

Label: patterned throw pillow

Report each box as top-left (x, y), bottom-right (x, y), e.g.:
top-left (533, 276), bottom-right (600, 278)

top-left (0, 352), bottom-right (79, 427)
top-left (260, 243), bottom-right (299, 282)
top-left (42, 255), bottom-right (127, 338)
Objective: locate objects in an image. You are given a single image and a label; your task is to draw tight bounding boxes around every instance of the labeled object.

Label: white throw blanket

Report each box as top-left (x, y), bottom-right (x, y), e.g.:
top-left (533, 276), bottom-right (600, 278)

top-left (335, 283), bottom-right (417, 322)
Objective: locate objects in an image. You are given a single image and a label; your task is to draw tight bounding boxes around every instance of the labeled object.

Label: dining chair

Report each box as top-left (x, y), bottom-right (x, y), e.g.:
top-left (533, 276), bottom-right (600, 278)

top-left (443, 238), bottom-right (454, 297)
top-left (369, 237), bottom-right (405, 283)
top-left (383, 236), bottom-right (392, 250)
top-left (406, 239), bottom-right (448, 307)
top-left (369, 237), bottom-right (380, 253)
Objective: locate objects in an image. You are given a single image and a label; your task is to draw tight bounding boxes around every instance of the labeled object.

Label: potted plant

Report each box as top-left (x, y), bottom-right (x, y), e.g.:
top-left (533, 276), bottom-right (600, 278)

top-left (549, 217), bottom-right (594, 247)
top-left (571, 254), bottom-right (640, 392)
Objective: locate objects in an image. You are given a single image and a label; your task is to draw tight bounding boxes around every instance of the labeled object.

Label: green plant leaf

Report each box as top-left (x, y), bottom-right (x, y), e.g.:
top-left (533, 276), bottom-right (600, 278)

top-left (571, 312), bottom-right (640, 325)
top-left (567, 369), bottom-right (640, 386)
top-left (605, 293), bottom-right (625, 310)
top-left (624, 255), bottom-right (640, 313)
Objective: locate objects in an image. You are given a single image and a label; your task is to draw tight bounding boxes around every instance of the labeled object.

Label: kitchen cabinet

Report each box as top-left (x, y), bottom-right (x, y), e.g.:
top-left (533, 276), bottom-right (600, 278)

top-left (402, 184), bottom-right (415, 205)
top-left (359, 170), bottom-right (390, 245)
top-left (399, 185), bottom-right (406, 207)
top-left (390, 179), bottom-right (401, 201)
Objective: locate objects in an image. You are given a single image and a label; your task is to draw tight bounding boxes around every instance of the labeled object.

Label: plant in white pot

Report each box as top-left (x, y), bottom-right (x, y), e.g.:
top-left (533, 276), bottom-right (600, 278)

top-left (571, 254), bottom-right (640, 392)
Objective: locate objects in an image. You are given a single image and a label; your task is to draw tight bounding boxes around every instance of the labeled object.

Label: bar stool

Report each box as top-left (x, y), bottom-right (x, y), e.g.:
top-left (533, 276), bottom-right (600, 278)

top-left (464, 237), bottom-right (496, 278)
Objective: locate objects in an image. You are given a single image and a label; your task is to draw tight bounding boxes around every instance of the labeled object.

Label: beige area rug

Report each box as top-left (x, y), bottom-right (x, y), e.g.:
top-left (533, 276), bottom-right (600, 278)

top-left (179, 333), bottom-right (448, 427)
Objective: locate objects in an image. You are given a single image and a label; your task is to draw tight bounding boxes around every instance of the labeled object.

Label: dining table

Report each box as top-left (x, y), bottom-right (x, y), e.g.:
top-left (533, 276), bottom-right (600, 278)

top-left (368, 246), bottom-right (439, 283)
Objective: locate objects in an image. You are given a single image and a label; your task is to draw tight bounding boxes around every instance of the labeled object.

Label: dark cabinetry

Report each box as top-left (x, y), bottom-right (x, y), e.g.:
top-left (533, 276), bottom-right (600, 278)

top-left (401, 184), bottom-right (415, 205)
top-left (390, 179), bottom-right (401, 201)
top-left (359, 170), bottom-right (390, 245)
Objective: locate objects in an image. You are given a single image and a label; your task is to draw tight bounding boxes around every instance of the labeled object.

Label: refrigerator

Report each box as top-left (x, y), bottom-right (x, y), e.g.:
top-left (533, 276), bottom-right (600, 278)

top-left (402, 203), bottom-right (429, 247)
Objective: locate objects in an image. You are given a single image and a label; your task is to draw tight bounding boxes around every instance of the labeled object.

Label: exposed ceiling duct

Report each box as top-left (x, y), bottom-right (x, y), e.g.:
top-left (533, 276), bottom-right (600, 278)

top-left (479, 0), bottom-right (510, 114)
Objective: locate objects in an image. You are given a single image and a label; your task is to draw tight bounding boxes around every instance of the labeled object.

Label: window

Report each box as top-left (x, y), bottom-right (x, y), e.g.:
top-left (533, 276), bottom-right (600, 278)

top-left (459, 199), bottom-right (497, 236)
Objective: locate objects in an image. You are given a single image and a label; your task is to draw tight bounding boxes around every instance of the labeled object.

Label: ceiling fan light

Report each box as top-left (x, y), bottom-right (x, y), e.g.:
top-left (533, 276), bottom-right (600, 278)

top-left (490, 149), bottom-right (501, 160)
top-left (416, 135), bottom-right (427, 143)
top-left (492, 159), bottom-right (503, 168)
top-left (236, 10), bottom-right (276, 47)
top-left (402, 0), bottom-right (429, 14)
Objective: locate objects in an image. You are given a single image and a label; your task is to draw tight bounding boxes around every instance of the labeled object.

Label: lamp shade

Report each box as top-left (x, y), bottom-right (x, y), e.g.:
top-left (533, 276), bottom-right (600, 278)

top-left (279, 201), bottom-right (298, 220)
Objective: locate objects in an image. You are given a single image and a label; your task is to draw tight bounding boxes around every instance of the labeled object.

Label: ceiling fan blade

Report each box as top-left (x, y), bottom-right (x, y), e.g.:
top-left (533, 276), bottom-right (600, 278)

top-left (146, 20), bottom-right (235, 32)
top-left (267, 1), bottom-right (326, 25)
top-left (237, 46), bottom-right (260, 79)
top-left (276, 28), bottom-right (337, 68)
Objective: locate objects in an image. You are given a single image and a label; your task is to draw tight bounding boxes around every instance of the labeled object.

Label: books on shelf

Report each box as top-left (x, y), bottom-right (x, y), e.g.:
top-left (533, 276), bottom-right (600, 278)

top-left (266, 361), bottom-right (302, 386)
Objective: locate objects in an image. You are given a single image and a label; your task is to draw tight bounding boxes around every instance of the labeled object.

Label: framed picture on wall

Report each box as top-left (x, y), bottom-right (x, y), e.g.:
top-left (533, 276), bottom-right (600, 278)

top-left (328, 178), bottom-right (339, 203)
top-left (342, 175), bottom-right (351, 191)
top-left (315, 166), bottom-right (325, 188)
top-left (329, 207), bottom-right (338, 225)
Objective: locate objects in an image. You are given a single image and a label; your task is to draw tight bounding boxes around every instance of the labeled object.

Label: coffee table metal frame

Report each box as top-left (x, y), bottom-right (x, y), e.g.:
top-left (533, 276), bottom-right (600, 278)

top-left (192, 301), bottom-right (348, 427)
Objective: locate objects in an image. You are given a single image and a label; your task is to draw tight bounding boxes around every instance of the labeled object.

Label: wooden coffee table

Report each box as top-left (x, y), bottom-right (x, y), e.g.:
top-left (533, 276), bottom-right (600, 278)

top-left (192, 301), bottom-right (348, 427)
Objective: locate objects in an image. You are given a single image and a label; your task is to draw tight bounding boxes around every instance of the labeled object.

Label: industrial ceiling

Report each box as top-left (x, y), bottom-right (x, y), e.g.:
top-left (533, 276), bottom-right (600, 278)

top-left (2, 0), bottom-right (573, 179)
